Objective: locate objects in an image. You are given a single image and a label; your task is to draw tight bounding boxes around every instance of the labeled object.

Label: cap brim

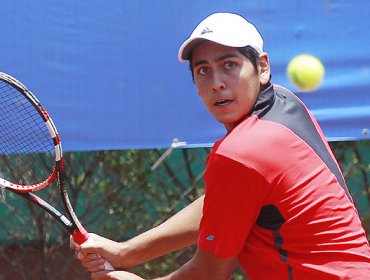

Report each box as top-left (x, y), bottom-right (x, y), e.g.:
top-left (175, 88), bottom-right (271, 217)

top-left (178, 37), bottom-right (206, 63)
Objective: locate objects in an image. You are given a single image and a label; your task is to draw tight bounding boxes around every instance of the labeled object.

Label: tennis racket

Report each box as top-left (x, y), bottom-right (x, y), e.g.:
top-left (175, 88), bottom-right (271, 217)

top-left (0, 72), bottom-right (114, 270)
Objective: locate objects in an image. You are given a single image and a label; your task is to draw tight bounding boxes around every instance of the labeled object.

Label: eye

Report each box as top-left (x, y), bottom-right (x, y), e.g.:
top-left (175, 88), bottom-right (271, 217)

top-left (198, 66), bottom-right (210, 75)
top-left (224, 61), bottom-right (236, 69)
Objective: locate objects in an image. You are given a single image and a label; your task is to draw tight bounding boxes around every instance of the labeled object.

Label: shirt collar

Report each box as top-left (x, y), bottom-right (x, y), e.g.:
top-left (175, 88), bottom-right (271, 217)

top-left (250, 83), bottom-right (275, 117)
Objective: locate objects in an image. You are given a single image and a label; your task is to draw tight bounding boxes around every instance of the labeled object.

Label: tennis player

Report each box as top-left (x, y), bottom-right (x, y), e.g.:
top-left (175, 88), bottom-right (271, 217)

top-left (71, 13), bottom-right (370, 279)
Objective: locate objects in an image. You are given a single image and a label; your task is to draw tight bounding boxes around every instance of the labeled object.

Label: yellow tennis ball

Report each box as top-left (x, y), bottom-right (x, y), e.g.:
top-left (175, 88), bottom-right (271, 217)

top-left (287, 54), bottom-right (325, 91)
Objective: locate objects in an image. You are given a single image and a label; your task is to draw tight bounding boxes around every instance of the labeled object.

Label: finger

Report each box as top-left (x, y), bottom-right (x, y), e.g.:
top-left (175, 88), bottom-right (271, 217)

top-left (78, 252), bottom-right (106, 265)
top-left (79, 255), bottom-right (107, 272)
top-left (85, 261), bottom-right (106, 273)
top-left (77, 251), bottom-right (97, 261)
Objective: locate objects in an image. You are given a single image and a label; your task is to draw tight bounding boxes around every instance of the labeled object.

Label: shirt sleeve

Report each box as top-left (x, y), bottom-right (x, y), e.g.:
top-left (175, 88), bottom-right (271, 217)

top-left (198, 153), bottom-right (268, 258)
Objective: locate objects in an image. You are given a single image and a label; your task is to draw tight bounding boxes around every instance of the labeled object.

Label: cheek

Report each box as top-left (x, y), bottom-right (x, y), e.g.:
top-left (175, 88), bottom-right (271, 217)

top-left (196, 88), bottom-right (214, 111)
top-left (195, 81), bottom-right (208, 98)
top-left (196, 87), bottom-right (208, 105)
top-left (199, 94), bottom-right (212, 109)
top-left (239, 69), bottom-right (260, 91)
top-left (237, 80), bottom-right (260, 107)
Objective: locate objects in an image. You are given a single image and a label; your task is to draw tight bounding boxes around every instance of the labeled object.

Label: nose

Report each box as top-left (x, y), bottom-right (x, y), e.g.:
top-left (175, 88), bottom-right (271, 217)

top-left (211, 73), bottom-right (226, 93)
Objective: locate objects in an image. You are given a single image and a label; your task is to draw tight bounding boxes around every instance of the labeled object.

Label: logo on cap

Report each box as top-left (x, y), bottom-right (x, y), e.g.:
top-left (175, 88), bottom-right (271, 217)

top-left (200, 27), bottom-right (213, 35)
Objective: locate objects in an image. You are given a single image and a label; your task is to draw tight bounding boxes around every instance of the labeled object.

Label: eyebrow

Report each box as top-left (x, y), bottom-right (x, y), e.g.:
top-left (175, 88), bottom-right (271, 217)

top-left (192, 53), bottom-right (241, 68)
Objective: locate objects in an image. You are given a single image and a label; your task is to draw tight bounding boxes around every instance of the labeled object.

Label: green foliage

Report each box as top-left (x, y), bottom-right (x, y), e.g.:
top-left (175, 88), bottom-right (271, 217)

top-left (329, 140), bottom-right (370, 239)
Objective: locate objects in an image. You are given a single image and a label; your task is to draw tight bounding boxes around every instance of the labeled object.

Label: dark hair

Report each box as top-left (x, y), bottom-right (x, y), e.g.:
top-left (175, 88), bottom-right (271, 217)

top-left (188, 45), bottom-right (261, 82)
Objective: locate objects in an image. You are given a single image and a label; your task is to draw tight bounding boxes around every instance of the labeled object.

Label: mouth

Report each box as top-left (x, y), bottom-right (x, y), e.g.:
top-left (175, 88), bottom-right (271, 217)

top-left (215, 99), bottom-right (233, 106)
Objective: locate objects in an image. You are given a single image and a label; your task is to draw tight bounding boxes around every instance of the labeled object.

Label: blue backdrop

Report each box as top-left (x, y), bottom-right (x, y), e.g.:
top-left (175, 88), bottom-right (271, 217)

top-left (1, 0), bottom-right (370, 151)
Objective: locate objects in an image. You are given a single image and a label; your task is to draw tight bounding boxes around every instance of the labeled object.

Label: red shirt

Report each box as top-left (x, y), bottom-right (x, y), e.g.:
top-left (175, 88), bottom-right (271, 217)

top-left (198, 84), bottom-right (370, 279)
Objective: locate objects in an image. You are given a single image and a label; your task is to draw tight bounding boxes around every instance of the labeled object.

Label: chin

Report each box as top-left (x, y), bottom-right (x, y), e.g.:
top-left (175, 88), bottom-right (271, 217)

top-left (218, 120), bottom-right (237, 131)
top-left (218, 116), bottom-right (246, 130)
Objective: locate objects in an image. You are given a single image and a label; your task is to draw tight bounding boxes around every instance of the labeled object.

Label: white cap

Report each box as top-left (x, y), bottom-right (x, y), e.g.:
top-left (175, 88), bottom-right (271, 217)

top-left (178, 13), bottom-right (264, 62)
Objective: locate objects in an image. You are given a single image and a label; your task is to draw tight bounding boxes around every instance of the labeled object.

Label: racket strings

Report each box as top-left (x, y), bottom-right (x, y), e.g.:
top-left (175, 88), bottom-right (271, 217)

top-left (0, 81), bottom-right (55, 186)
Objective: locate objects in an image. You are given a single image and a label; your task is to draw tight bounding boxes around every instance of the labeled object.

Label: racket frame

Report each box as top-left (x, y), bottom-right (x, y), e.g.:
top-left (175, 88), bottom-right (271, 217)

top-left (0, 72), bottom-right (88, 243)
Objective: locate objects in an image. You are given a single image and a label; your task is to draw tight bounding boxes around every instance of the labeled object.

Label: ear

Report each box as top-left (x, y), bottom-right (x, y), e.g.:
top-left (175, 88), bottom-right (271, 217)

top-left (258, 53), bottom-right (271, 86)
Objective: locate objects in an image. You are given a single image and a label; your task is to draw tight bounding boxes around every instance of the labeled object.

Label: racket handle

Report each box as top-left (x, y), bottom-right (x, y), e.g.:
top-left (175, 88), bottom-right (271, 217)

top-left (103, 259), bottom-right (115, 271)
top-left (83, 236), bottom-right (115, 271)
top-left (72, 230), bottom-right (115, 271)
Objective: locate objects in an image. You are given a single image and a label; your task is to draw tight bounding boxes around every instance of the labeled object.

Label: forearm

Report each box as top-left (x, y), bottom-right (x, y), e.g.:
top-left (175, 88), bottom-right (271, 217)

top-left (152, 248), bottom-right (237, 280)
top-left (119, 195), bottom-right (204, 268)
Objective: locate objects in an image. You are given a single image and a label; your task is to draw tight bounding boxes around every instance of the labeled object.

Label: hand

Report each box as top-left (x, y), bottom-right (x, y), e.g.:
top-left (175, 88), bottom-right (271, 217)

top-left (91, 270), bottom-right (145, 280)
top-left (76, 250), bottom-right (110, 272)
top-left (70, 233), bottom-right (122, 271)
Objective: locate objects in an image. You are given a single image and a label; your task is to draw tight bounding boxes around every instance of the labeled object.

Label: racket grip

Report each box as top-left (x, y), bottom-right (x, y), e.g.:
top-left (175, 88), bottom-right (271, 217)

top-left (72, 230), bottom-right (115, 271)
top-left (83, 236), bottom-right (115, 271)
top-left (103, 259), bottom-right (115, 271)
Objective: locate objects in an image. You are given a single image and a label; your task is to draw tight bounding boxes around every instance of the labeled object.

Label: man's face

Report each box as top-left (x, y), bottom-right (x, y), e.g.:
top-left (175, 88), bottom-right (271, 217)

top-left (191, 41), bottom-right (269, 131)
